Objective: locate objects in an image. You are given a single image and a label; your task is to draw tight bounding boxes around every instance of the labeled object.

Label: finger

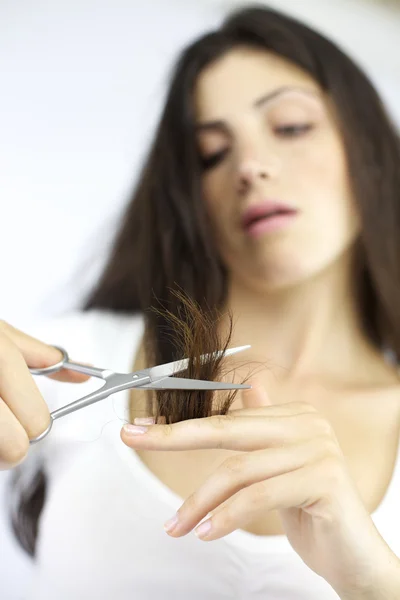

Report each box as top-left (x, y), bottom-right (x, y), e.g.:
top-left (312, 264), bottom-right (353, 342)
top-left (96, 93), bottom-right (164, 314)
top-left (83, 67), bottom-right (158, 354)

top-left (0, 399), bottom-right (30, 469)
top-left (240, 380), bottom-right (272, 408)
top-left (134, 405), bottom-right (314, 423)
top-left (0, 333), bottom-right (51, 439)
top-left (165, 437), bottom-right (328, 537)
top-left (47, 361), bottom-right (93, 383)
top-left (0, 321), bottom-right (88, 383)
top-left (194, 452), bottom-right (352, 541)
top-left (228, 401), bottom-right (316, 418)
top-left (121, 409), bottom-right (327, 452)
top-left (193, 465), bottom-right (324, 541)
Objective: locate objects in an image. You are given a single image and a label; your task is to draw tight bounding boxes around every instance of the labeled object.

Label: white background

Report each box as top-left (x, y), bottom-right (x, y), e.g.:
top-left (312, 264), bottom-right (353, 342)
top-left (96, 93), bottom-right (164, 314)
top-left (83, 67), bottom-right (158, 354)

top-left (1, 0), bottom-right (399, 327)
top-left (0, 1), bottom-right (399, 598)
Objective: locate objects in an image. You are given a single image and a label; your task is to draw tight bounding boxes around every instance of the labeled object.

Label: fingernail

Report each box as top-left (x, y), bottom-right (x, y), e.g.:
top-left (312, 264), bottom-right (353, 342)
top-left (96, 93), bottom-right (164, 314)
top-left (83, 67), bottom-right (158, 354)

top-left (134, 417), bottom-right (155, 425)
top-left (123, 424), bottom-right (148, 435)
top-left (164, 513), bottom-right (179, 533)
top-left (195, 519), bottom-right (212, 539)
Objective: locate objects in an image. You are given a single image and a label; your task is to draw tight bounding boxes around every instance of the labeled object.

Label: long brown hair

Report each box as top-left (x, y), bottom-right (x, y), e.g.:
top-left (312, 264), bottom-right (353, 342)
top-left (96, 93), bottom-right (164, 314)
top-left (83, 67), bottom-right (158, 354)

top-left (11, 4), bottom-right (400, 556)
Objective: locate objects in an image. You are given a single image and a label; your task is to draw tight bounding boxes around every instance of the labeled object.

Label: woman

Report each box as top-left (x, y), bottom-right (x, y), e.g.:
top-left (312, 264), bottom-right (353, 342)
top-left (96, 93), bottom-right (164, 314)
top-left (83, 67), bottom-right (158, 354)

top-left (3, 4), bottom-right (400, 599)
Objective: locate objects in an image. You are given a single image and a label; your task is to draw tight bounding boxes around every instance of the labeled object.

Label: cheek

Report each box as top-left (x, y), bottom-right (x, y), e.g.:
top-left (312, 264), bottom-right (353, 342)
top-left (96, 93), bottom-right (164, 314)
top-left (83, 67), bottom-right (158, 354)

top-left (203, 174), bottom-right (226, 207)
top-left (289, 134), bottom-right (342, 187)
top-left (289, 135), bottom-right (357, 223)
top-left (202, 175), bottom-right (239, 264)
top-left (287, 139), bottom-right (360, 271)
top-left (202, 174), bottom-right (234, 228)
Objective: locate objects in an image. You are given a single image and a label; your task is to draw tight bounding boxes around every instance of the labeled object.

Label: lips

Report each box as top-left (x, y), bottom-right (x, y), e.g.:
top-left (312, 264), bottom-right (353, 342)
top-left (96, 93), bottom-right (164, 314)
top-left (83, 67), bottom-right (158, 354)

top-left (241, 200), bottom-right (298, 231)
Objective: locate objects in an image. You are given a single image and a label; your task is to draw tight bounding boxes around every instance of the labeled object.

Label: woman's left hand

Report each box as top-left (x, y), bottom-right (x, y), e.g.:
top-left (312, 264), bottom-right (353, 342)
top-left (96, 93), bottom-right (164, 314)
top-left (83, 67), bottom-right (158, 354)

top-left (121, 385), bottom-right (400, 598)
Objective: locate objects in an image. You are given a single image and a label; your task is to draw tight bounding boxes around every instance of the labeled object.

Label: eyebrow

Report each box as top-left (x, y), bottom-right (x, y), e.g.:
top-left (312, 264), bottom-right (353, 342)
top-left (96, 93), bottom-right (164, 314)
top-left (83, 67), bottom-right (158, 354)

top-left (195, 86), bottom-right (319, 132)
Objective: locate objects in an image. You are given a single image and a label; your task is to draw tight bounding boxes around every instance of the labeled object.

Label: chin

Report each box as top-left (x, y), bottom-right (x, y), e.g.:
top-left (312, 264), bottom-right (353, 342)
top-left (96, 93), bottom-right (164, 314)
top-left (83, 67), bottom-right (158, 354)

top-left (224, 230), bottom-right (358, 290)
top-left (232, 253), bottom-right (337, 292)
top-left (257, 269), bottom-right (314, 292)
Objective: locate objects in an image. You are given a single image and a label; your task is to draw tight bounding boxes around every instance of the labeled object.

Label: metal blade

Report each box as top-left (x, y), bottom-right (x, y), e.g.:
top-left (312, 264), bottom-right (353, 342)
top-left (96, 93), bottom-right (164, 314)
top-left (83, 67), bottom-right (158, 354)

top-left (138, 377), bottom-right (251, 391)
top-left (144, 344), bottom-right (251, 381)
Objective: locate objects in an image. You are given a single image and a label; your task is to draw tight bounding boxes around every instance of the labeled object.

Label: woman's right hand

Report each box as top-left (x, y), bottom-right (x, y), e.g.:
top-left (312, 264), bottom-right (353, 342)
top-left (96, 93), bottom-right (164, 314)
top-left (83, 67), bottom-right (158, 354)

top-left (0, 320), bottom-right (89, 470)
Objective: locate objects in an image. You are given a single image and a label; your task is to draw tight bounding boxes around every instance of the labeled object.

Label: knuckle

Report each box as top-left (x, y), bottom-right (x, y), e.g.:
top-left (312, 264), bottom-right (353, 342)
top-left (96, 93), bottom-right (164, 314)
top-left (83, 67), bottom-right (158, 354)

top-left (217, 504), bottom-right (236, 530)
top-left (210, 414), bottom-right (233, 430)
top-left (320, 436), bottom-right (343, 458)
top-left (222, 455), bottom-right (246, 477)
top-left (183, 493), bottom-right (199, 513)
top-left (249, 480), bottom-right (271, 509)
top-left (293, 401), bottom-right (317, 414)
top-left (311, 413), bottom-right (334, 437)
top-left (162, 424), bottom-right (173, 438)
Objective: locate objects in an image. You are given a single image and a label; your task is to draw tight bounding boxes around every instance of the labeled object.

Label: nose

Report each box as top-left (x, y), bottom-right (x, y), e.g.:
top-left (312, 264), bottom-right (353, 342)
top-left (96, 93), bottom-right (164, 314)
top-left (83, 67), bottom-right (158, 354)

top-left (237, 157), bottom-right (277, 195)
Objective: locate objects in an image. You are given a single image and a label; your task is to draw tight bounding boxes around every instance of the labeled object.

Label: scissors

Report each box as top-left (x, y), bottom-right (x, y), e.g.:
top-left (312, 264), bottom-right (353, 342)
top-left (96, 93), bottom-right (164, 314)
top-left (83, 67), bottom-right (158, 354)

top-left (29, 344), bottom-right (251, 444)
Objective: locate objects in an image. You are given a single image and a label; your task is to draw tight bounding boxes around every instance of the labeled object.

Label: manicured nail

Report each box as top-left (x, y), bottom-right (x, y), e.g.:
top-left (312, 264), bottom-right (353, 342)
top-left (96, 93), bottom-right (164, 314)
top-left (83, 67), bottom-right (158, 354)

top-left (134, 417), bottom-right (155, 425)
top-left (195, 519), bottom-right (212, 539)
top-left (123, 424), bottom-right (148, 435)
top-left (164, 513), bottom-right (179, 533)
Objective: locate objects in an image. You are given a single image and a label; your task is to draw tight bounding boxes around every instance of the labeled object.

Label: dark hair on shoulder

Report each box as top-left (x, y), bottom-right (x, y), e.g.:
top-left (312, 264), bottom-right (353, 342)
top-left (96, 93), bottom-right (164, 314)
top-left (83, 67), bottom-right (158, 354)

top-left (11, 3), bottom-right (400, 557)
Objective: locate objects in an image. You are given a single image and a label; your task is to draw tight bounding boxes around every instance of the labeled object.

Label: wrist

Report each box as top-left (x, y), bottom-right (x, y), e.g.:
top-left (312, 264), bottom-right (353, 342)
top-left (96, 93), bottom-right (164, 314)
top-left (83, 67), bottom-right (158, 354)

top-left (337, 555), bottom-right (400, 600)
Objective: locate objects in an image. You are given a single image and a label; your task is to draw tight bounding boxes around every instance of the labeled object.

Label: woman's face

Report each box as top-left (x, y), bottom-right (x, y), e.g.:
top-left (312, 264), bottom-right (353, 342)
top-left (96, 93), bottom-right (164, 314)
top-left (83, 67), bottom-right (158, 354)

top-left (194, 47), bottom-right (360, 290)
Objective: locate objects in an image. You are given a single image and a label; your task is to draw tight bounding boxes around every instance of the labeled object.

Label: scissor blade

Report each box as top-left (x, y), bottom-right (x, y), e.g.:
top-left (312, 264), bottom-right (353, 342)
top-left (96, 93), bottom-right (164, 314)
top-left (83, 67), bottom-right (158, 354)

top-left (145, 345), bottom-right (251, 381)
top-left (138, 377), bottom-right (251, 391)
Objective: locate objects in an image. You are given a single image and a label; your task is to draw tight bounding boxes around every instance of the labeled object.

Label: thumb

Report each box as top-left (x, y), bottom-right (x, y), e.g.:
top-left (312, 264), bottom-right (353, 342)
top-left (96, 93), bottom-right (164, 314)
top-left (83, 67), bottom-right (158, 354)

top-left (241, 377), bottom-right (272, 408)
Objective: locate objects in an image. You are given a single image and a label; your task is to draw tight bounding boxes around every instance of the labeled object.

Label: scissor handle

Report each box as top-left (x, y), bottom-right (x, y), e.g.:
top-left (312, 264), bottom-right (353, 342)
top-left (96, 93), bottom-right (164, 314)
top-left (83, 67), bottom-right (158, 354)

top-left (29, 417), bottom-right (54, 444)
top-left (29, 345), bottom-right (69, 375)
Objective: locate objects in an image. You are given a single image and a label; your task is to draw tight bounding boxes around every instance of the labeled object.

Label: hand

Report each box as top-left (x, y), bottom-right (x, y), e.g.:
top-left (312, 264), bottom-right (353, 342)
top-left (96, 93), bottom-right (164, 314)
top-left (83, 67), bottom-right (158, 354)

top-left (0, 320), bottom-right (89, 470)
top-left (121, 383), bottom-right (400, 597)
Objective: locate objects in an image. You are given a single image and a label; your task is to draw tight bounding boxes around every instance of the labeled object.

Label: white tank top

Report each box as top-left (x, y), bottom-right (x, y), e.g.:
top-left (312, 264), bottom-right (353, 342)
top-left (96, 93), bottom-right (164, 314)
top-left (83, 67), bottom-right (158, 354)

top-left (15, 310), bottom-right (400, 600)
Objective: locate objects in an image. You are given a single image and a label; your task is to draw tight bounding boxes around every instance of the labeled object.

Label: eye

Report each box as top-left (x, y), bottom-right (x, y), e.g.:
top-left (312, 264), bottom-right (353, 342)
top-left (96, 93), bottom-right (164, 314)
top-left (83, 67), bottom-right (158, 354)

top-left (200, 148), bottom-right (229, 171)
top-left (274, 123), bottom-right (314, 138)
